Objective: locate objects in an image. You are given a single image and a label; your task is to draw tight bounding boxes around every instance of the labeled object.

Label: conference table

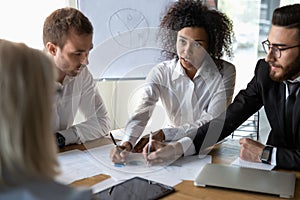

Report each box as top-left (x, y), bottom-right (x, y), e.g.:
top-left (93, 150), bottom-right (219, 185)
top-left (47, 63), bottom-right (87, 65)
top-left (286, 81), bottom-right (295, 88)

top-left (60, 137), bottom-right (300, 200)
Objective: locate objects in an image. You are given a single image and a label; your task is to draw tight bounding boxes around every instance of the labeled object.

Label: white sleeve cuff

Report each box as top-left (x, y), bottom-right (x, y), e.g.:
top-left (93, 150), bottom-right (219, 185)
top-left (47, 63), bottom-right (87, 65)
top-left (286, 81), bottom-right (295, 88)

top-left (271, 147), bottom-right (277, 166)
top-left (163, 127), bottom-right (185, 141)
top-left (177, 137), bottom-right (196, 156)
top-left (58, 127), bottom-right (80, 145)
top-left (121, 136), bottom-right (136, 148)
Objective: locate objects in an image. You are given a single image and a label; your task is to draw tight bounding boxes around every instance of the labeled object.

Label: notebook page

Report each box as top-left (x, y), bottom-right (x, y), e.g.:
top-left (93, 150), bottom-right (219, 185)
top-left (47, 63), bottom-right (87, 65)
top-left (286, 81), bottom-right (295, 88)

top-left (231, 157), bottom-right (275, 171)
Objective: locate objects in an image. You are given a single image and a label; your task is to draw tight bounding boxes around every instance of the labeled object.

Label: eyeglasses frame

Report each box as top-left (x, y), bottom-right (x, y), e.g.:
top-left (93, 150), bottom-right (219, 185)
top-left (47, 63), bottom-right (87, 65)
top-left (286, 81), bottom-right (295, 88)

top-left (262, 40), bottom-right (300, 58)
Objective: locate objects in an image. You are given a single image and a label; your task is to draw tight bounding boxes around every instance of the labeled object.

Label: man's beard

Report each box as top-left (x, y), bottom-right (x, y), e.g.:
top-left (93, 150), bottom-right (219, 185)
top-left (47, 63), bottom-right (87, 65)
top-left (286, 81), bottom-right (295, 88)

top-left (269, 57), bottom-right (300, 82)
top-left (269, 68), bottom-right (286, 82)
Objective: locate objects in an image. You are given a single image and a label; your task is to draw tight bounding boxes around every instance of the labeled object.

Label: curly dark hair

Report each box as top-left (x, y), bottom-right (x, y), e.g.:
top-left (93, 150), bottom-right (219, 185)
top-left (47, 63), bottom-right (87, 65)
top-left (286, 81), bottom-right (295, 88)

top-left (158, 0), bottom-right (233, 69)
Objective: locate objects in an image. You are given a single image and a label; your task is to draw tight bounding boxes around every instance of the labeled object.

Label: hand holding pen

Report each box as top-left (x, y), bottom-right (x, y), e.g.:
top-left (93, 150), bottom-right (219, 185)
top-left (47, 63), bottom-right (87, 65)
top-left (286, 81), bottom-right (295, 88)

top-left (109, 132), bottom-right (131, 164)
top-left (143, 140), bottom-right (184, 165)
top-left (133, 129), bottom-right (165, 153)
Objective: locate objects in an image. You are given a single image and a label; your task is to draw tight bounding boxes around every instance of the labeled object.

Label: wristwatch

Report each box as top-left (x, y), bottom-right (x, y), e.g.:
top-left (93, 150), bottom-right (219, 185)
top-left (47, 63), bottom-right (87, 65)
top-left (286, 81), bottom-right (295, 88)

top-left (260, 145), bottom-right (273, 164)
top-left (56, 132), bottom-right (66, 148)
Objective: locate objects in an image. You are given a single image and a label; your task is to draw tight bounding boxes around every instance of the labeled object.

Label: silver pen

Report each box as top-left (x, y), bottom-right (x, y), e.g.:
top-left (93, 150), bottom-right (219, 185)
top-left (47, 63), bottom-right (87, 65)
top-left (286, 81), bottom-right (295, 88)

top-left (147, 132), bottom-right (153, 166)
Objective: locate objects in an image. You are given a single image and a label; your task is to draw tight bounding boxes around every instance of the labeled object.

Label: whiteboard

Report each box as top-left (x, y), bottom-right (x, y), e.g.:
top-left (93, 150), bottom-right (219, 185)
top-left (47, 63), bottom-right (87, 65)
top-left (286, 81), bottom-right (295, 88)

top-left (77, 0), bottom-right (176, 80)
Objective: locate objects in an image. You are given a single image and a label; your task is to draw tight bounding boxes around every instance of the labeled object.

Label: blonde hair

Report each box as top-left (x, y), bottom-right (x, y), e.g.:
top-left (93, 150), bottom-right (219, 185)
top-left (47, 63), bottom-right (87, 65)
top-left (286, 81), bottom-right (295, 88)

top-left (0, 39), bottom-right (59, 185)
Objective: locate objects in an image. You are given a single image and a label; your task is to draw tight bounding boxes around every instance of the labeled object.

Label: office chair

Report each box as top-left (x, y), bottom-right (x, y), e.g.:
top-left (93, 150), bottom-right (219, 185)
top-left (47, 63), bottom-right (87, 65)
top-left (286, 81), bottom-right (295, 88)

top-left (232, 111), bottom-right (260, 140)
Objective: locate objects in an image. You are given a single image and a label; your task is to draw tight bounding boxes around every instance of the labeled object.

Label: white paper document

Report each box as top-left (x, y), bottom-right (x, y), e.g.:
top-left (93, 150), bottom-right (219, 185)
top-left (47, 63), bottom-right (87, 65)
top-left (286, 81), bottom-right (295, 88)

top-left (165, 155), bottom-right (212, 181)
top-left (231, 157), bottom-right (275, 171)
top-left (56, 149), bottom-right (103, 184)
top-left (86, 144), bottom-right (211, 186)
top-left (86, 144), bottom-right (173, 182)
top-left (56, 144), bottom-right (212, 189)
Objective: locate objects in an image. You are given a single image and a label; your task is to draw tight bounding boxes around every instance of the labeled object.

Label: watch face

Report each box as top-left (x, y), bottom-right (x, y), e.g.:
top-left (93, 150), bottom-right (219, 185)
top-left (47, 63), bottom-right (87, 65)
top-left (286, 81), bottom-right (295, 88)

top-left (261, 150), bottom-right (270, 161)
top-left (260, 146), bottom-right (273, 164)
top-left (56, 133), bottom-right (65, 148)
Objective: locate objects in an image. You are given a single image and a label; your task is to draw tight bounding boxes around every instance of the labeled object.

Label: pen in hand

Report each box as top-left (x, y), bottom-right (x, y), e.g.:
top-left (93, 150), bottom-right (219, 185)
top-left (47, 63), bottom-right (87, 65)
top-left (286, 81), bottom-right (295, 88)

top-left (110, 132), bottom-right (119, 148)
top-left (110, 132), bottom-right (126, 165)
top-left (110, 132), bottom-right (124, 154)
top-left (147, 132), bottom-right (153, 166)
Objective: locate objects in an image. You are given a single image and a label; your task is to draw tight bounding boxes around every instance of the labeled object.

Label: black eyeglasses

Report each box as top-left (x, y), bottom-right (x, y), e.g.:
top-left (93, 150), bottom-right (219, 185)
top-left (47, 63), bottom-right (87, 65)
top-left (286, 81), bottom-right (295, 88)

top-left (262, 40), bottom-right (300, 58)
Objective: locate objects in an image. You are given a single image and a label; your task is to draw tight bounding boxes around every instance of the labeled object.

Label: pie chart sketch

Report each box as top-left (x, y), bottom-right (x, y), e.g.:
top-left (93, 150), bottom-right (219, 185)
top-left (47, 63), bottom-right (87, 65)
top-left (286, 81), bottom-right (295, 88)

top-left (109, 8), bottom-right (149, 49)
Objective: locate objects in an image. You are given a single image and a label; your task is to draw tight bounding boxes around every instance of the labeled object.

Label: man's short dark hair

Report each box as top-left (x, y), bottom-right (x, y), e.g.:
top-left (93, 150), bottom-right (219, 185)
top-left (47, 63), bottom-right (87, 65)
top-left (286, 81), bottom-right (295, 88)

top-left (272, 4), bottom-right (300, 39)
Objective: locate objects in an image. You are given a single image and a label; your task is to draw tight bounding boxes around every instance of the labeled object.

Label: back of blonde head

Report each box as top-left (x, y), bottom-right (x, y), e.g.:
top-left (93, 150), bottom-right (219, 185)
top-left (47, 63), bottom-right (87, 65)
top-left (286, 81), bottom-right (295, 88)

top-left (0, 39), bottom-right (59, 185)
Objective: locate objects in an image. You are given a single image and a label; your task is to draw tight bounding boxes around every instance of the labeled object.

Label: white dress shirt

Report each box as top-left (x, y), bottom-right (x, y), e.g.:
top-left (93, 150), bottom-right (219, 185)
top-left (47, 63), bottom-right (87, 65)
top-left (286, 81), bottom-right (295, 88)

top-left (52, 67), bottom-right (111, 145)
top-left (122, 58), bottom-right (236, 147)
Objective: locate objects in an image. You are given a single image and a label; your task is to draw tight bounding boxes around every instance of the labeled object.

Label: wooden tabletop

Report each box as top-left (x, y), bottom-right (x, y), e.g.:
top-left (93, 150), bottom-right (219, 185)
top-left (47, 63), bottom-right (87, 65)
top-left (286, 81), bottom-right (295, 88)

top-left (62, 138), bottom-right (300, 200)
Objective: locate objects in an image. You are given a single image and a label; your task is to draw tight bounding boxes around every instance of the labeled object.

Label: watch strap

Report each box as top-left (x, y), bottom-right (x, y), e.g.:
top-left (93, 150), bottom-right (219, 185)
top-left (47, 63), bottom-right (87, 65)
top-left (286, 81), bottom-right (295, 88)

top-left (56, 132), bottom-right (66, 148)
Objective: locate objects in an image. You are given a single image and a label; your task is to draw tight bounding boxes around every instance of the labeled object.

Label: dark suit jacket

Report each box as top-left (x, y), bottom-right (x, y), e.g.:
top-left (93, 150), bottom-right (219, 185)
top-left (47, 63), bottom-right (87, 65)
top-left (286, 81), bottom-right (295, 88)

top-left (193, 59), bottom-right (300, 170)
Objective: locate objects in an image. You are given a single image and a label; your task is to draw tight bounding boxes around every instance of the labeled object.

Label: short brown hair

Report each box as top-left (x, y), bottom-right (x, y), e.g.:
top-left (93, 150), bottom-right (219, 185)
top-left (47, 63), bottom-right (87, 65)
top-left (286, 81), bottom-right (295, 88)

top-left (43, 7), bottom-right (93, 48)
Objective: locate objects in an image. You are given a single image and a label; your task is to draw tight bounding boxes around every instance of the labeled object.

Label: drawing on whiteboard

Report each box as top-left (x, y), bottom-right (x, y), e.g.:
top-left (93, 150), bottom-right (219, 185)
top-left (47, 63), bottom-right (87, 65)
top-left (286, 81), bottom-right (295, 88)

top-left (109, 8), bottom-right (149, 48)
top-left (78, 0), bottom-right (177, 79)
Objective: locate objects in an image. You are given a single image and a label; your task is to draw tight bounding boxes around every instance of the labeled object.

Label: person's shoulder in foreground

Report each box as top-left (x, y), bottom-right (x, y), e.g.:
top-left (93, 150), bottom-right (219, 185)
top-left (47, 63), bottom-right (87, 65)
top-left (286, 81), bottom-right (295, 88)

top-left (0, 39), bottom-right (92, 199)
